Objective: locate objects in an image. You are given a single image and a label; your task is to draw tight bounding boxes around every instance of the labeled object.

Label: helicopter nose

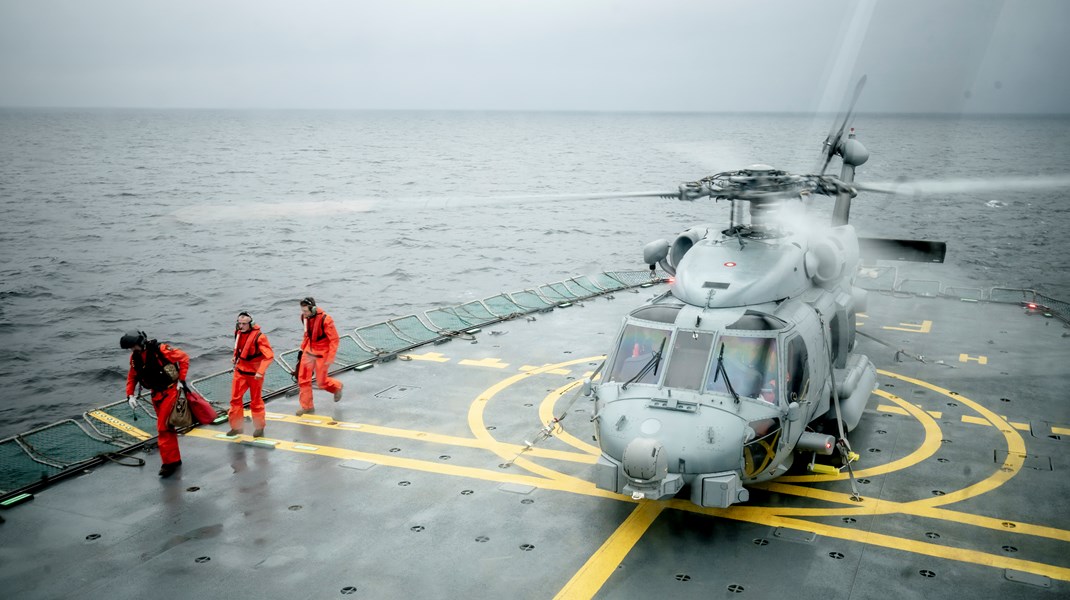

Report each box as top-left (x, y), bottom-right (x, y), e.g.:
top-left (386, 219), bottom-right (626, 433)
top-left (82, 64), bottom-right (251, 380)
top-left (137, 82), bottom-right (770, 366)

top-left (622, 437), bottom-right (667, 481)
top-left (620, 437), bottom-right (685, 500)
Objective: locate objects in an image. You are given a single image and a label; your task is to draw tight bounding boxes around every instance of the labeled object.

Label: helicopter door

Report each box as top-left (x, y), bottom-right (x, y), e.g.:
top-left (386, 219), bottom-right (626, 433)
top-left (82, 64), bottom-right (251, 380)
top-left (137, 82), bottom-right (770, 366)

top-left (606, 324), bottom-right (672, 386)
top-left (662, 331), bottom-right (714, 391)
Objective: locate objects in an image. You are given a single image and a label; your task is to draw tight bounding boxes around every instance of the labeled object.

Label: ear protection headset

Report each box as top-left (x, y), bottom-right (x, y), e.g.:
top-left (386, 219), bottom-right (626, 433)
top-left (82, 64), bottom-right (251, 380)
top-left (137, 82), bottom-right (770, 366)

top-left (301, 297), bottom-right (317, 315)
top-left (236, 311), bottom-right (254, 331)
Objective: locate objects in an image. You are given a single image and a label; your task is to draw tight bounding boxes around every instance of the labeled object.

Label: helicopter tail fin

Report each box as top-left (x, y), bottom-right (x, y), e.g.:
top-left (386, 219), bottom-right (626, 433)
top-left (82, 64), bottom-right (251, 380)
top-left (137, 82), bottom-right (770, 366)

top-left (858, 237), bottom-right (946, 263)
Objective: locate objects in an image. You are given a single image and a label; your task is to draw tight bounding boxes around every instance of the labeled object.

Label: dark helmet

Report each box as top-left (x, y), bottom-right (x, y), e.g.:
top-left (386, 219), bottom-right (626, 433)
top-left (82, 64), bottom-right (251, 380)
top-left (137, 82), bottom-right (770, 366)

top-left (120, 330), bottom-right (147, 349)
top-left (299, 297), bottom-right (316, 307)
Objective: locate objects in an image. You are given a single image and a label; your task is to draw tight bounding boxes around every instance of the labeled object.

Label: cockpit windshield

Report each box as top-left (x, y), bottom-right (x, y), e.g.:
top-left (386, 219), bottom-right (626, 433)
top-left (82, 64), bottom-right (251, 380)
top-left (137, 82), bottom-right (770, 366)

top-left (706, 335), bottom-right (779, 403)
top-left (607, 324), bottom-right (672, 385)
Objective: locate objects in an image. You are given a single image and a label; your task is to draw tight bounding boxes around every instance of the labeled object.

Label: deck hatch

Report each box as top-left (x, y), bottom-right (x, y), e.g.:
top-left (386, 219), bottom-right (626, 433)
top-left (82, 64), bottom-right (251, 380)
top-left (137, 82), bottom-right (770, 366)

top-left (993, 450), bottom-right (1053, 471)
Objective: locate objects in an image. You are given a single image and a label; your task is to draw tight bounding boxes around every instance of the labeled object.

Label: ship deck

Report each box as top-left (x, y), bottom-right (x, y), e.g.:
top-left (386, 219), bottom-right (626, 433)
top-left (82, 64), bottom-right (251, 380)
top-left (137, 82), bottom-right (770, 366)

top-left (1, 280), bottom-right (1068, 599)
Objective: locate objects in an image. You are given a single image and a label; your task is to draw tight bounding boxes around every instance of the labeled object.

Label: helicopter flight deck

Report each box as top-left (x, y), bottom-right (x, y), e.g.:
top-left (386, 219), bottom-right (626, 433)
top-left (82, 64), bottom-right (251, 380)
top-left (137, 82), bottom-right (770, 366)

top-left (0, 270), bottom-right (1067, 599)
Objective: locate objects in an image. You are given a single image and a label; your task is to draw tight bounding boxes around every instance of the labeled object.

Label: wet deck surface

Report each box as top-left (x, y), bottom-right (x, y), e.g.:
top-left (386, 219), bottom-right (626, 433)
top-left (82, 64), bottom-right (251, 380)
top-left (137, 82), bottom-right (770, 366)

top-left (1, 286), bottom-right (1068, 599)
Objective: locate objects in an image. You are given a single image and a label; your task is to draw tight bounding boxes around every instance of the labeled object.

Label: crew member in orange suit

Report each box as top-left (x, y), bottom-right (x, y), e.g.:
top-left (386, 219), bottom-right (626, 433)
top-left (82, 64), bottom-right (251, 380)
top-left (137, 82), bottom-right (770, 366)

top-left (228, 311), bottom-right (275, 437)
top-left (296, 297), bottom-right (343, 416)
top-left (122, 330), bottom-right (190, 478)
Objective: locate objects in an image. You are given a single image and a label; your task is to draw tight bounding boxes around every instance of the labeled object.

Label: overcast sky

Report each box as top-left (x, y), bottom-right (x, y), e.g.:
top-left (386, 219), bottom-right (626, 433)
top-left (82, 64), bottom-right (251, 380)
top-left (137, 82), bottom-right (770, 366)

top-left (1, 0), bottom-right (1067, 113)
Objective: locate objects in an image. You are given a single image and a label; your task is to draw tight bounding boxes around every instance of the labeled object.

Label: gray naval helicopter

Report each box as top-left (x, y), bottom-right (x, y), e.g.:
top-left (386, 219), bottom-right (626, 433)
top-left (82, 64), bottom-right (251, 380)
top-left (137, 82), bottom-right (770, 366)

top-left (582, 111), bottom-right (947, 509)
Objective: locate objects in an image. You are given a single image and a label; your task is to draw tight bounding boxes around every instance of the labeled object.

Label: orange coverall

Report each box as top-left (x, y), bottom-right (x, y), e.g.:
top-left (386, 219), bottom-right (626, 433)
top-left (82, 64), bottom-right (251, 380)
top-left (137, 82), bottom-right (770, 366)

top-left (230, 324), bottom-right (275, 432)
top-left (298, 309), bottom-right (341, 411)
top-left (126, 343), bottom-right (189, 465)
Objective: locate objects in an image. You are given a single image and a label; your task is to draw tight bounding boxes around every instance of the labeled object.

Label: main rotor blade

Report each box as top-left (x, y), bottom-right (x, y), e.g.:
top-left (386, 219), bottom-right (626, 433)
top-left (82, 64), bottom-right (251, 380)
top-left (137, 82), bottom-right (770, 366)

top-left (171, 190), bottom-right (679, 223)
top-left (819, 75), bottom-right (868, 176)
top-left (852, 175), bottom-right (1070, 196)
top-left (858, 237), bottom-right (946, 263)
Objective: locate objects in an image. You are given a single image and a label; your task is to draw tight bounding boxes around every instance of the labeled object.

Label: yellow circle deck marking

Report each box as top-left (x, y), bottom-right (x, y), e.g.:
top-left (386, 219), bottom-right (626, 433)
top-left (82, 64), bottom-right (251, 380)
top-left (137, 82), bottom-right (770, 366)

top-left (175, 365), bottom-right (1070, 587)
top-left (538, 380), bottom-right (600, 456)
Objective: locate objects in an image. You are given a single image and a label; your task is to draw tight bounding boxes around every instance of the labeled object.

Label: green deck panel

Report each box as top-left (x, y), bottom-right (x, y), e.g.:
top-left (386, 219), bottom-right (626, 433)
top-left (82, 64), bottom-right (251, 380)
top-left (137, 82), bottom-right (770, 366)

top-left (591, 272), bottom-right (626, 291)
top-left (483, 294), bottom-right (526, 317)
top-left (191, 371), bottom-right (234, 408)
top-left (356, 323), bottom-right (414, 353)
top-left (606, 270), bottom-right (657, 286)
top-left (279, 349), bottom-right (301, 371)
top-left (0, 440), bottom-right (63, 494)
top-left (544, 282), bottom-right (578, 300)
top-left (334, 335), bottom-right (378, 365)
top-left (15, 421), bottom-right (121, 467)
top-left (424, 308), bottom-right (476, 331)
top-left (990, 287), bottom-right (1037, 303)
top-left (943, 287), bottom-right (985, 301)
top-left (564, 279), bottom-right (598, 298)
top-left (897, 279), bottom-right (941, 296)
top-left (457, 301), bottom-right (496, 323)
top-left (389, 316), bottom-right (442, 343)
top-left (510, 290), bottom-right (554, 309)
top-left (571, 275), bottom-right (604, 293)
top-left (262, 360), bottom-right (297, 393)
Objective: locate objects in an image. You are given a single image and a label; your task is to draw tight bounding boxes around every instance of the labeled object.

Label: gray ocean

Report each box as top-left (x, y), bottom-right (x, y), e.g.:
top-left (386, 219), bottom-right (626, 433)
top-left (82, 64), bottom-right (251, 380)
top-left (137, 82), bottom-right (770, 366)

top-left (1, 109), bottom-right (1068, 439)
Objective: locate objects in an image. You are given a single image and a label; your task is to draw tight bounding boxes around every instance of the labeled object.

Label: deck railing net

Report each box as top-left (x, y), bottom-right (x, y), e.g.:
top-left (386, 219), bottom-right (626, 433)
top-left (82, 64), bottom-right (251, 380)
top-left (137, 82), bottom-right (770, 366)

top-left (0, 271), bottom-right (664, 498)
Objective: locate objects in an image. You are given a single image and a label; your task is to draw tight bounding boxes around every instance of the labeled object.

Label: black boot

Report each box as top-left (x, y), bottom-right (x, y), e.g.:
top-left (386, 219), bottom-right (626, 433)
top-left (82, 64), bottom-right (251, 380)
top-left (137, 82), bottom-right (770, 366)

top-left (158, 460), bottom-right (182, 478)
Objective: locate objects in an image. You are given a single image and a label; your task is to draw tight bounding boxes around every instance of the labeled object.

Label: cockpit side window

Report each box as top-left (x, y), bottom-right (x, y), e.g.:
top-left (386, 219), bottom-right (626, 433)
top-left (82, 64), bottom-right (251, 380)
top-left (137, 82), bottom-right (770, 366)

top-left (606, 324), bottom-right (672, 385)
top-left (786, 335), bottom-right (809, 403)
top-left (705, 335), bottom-right (779, 403)
top-left (663, 331), bottom-right (714, 391)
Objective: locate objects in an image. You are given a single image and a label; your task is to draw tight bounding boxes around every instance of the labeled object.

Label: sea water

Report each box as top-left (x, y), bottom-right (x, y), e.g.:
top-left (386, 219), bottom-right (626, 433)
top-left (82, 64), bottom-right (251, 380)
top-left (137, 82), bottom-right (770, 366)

top-left (1, 109), bottom-right (1068, 437)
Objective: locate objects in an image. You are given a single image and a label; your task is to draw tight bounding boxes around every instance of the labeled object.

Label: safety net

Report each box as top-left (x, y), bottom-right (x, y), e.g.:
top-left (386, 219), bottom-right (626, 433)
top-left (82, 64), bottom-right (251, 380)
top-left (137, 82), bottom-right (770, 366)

top-left (0, 271), bottom-right (664, 500)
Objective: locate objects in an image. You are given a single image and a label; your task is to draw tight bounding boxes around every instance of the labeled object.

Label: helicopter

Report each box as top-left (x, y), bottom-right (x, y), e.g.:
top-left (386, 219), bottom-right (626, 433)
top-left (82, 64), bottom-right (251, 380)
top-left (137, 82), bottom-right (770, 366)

top-left (578, 87), bottom-right (950, 508)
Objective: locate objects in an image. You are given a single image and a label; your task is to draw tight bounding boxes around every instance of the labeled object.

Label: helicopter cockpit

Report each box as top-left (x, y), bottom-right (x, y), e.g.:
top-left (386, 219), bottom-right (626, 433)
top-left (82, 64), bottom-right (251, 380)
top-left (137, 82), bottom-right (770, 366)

top-left (603, 306), bottom-right (804, 408)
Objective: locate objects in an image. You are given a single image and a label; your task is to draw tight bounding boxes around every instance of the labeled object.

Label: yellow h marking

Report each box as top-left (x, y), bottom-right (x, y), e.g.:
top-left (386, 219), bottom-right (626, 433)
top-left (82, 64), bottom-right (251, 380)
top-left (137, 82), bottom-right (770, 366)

top-left (883, 320), bottom-right (932, 333)
top-left (959, 354), bottom-right (988, 365)
top-left (402, 352), bottom-right (450, 362)
top-left (458, 358), bottom-right (510, 369)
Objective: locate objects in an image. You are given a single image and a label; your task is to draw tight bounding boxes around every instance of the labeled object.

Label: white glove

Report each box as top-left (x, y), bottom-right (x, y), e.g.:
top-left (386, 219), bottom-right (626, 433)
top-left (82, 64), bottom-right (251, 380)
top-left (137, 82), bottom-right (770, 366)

top-left (127, 395), bottom-right (138, 410)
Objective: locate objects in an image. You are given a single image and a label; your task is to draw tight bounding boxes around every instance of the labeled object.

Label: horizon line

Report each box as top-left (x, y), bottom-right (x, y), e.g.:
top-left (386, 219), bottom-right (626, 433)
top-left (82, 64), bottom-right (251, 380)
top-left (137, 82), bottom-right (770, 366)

top-left (1, 105), bottom-right (1069, 118)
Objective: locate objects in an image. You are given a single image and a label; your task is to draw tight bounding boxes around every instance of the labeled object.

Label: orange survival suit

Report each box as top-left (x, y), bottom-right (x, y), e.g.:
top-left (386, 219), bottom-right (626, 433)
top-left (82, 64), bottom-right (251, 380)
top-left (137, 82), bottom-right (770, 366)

top-left (297, 307), bottom-right (342, 412)
top-left (126, 341), bottom-right (189, 466)
top-left (230, 323), bottom-right (274, 434)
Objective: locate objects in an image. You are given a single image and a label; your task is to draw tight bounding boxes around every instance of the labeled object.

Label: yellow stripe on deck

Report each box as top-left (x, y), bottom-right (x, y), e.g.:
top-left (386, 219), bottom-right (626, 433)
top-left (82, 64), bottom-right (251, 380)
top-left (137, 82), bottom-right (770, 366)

top-left (401, 352), bottom-right (450, 362)
top-left (458, 358), bottom-right (510, 369)
top-left (520, 365), bottom-right (572, 376)
top-left (554, 502), bottom-right (663, 600)
top-left (87, 410), bottom-right (152, 441)
top-left (183, 427), bottom-right (616, 498)
top-left (245, 410), bottom-right (597, 464)
top-left (960, 414), bottom-right (1031, 430)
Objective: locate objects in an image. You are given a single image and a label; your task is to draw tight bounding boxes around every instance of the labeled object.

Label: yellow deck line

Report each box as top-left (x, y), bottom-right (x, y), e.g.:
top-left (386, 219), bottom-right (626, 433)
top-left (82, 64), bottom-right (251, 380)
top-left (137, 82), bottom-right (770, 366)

top-left (467, 356), bottom-right (604, 484)
top-left (184, 427), bottom-right (617, 498)
top-left (961, 414), bottom-right (1031, 431)
top-left (539, 380), bottom-right (601, 456)
top-left (87, 410), bottom-right (152, 441)
top-left (673, 504), bottom-right (1070, 582)
top-left (778, 390), bottom-right (942, 482)
top-left (181, 421), bottom-right (1070, 584)
top-left (177, 363), bottom-right (1070, 590)
top-left (247, 410), bottom-right (596, 464)
top-left (877, 370), bottom-right (1026, 510)
top-left (554, 502), bottom-right (663, 599)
